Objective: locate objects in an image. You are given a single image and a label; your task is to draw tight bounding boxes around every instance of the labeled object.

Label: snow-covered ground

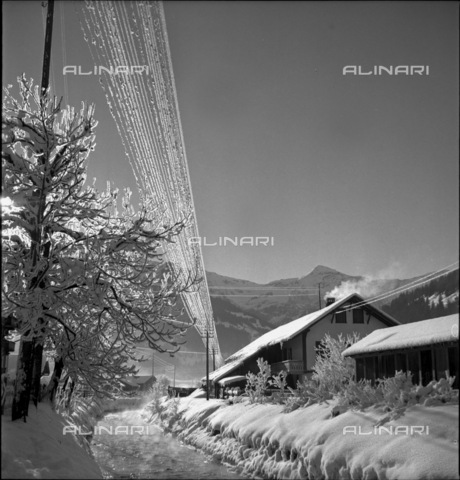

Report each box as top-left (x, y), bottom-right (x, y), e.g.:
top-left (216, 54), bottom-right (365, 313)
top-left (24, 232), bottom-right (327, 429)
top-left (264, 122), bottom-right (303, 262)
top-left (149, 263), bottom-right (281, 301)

top-left (1, 402), bottom-right (102, 479)
top-left (2, 393), bottom-right (458, 479)
top-left (146, 395), bottom-right (459, 480)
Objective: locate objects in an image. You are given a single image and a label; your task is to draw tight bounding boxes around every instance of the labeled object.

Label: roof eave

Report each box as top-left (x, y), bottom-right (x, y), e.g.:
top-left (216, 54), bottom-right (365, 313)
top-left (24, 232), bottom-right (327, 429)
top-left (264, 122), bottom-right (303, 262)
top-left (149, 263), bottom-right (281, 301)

top-left (343, 338), bottom-right (458, 357)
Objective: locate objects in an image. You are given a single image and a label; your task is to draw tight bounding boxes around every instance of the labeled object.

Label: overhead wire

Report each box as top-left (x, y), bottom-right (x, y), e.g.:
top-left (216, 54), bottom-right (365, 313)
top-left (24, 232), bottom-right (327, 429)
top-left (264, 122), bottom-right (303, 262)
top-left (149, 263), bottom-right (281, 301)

top-left (210, 293), bottom-right (319, 297)
top-left (78, 1), bottom-right (222, 366)
top-left (336, 262), bottom-right (459, 313)
top-left (208, 286), bottom-right (319, 290)
top-left (134, 347), bottom-right (175, 368)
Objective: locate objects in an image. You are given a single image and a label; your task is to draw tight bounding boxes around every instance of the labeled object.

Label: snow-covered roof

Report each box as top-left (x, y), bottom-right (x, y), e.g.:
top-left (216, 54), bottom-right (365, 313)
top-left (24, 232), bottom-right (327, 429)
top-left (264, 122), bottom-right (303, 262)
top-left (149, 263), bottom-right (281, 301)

top-left (342, 313), bottom-right (459, 357)
top-left (119, 377), bottom-right (140, 388)
top-left (206, 293), bottom-right (399, 382)
top-left (133, 375), bottom-right (155, 385)
top-left (120, 375), bottom-right (155, 387)
top-left (218, 375), bottom-right (247, 386)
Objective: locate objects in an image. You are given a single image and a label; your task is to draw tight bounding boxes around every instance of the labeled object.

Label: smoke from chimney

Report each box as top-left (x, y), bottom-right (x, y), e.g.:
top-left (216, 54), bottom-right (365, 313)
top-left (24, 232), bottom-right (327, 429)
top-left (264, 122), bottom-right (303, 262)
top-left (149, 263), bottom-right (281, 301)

top-left (323, 262), bottom-right (405, 302)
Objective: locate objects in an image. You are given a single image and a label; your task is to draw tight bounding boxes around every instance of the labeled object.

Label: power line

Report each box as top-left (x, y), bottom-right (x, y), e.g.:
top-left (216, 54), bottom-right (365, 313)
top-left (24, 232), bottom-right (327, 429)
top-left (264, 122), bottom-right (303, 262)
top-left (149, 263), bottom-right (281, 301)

top-left (135, 350), bottom-right (175, 369)
top-left (173, 351), bottom-right (206, 355)
top-left (336, 262), bottom-right (459, 313)
top-left (79, 1), bottom-right (223, 366)
top-left (208, 286), bottom-right (319, 290)
top-left (209, 293), bottom-right (318, 297)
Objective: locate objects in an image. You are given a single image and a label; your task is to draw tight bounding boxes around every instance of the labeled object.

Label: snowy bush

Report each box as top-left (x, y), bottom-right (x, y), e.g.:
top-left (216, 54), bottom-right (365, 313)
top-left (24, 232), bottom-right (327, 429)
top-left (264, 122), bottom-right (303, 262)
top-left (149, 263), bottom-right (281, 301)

top-left (245, 358), bottom-right (272, 404)
top-left (145, 376), bottom-right (172, 419)
top-left (162, 396), bottom-right (181, 432)
top-left (379, 370), bottom-right (414, 409)
top-left (430, 375), bottom-right (458, 401)
top-left (335, 372), bottom-right (458, 418)
top-left (270, 371), bottom-right (289, 404)
top-left (311, 333), bottom-right (360, 400)
top-left (283, 382), bottom-right (317, 412)
top-left (153, 374), bottom-right (171, 396)
top-left (283, 333), bottom-right (360, 411)
top-left (336, 378), bottom-right (383, 411)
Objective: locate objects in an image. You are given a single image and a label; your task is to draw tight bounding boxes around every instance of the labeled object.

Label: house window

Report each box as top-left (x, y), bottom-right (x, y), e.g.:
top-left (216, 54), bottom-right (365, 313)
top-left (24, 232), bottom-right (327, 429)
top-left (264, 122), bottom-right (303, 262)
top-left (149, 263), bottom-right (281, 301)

top-left (335, 311), bottom-right (347, 323)
top-left (352, 309), bottom-right (364, 324)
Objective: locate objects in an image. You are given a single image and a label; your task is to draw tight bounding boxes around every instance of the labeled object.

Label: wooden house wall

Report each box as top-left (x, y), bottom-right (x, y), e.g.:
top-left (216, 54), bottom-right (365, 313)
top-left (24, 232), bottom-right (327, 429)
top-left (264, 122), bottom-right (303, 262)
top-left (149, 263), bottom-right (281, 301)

top-left (353, 342), bottom-right (459, 387)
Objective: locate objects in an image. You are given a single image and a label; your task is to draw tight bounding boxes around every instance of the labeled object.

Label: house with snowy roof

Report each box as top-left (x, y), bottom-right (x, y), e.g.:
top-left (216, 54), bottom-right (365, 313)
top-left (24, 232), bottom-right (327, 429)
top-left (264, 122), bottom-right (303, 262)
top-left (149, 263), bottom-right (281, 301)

top-left (342, 313), bottom-right (459, 388)
top-left (204, 293), bottom-right (400, 394)
top-left (119, 375), bottom-right (156, 392)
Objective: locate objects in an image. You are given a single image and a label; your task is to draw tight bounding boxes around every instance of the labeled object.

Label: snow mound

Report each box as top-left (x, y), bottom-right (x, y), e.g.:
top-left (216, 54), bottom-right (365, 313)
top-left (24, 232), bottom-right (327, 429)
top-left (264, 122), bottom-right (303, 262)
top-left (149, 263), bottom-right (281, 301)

top-left (151, 397), bottom-right (459, 480)
top-left (1, 402), bottom-right (102, 479)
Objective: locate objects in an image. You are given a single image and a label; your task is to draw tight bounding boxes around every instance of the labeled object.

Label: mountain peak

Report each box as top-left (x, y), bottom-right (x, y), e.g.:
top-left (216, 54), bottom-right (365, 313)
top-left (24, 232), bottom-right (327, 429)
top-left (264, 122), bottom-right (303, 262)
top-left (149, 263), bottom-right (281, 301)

top-left (307, 265), bottom-right (340, 276)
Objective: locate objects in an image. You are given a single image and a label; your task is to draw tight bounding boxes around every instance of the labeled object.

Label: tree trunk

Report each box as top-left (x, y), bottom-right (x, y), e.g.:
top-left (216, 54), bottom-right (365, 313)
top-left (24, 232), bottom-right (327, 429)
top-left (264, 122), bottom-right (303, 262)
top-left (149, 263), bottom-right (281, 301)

top-left (44, 357), bottom-right (64, 404)
top-left (11, 339), bottom-right (35, 421)
top-left (66, 377), bottom-right (76, 409)
top-left (31, 342), bottom-right (44, 406)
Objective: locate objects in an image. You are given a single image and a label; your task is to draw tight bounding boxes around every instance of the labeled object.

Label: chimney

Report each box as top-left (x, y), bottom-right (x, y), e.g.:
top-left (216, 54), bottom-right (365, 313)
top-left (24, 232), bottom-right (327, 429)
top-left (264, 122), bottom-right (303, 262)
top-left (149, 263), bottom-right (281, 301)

top-left (326, 297), bottom-right (335, 306)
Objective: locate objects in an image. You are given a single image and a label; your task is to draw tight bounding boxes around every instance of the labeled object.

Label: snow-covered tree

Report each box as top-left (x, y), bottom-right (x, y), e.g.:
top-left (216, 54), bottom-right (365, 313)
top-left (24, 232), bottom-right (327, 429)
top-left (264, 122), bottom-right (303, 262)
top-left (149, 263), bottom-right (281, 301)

top-left (2, 76), bottom-right (198, 420)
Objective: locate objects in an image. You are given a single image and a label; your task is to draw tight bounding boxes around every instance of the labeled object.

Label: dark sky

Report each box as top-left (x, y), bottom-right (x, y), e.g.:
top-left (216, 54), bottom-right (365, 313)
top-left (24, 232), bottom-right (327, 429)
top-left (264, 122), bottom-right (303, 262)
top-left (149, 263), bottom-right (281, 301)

top-left (3, 1), bottom-right (459, 283)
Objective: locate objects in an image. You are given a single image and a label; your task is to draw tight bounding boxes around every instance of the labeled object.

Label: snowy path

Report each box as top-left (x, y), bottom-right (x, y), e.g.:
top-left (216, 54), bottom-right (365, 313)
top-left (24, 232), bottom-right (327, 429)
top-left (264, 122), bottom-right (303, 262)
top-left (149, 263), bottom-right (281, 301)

top-left (90, 408), bottom-right (244, 479)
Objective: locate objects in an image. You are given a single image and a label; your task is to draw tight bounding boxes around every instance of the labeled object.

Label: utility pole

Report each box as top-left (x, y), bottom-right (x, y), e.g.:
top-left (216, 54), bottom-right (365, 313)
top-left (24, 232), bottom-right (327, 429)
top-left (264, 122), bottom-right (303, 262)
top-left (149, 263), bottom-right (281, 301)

top-left (318, 283), bottom-right (322, 310)
top-left (41, 0), bottom-right (55, 96)
top-left (212, 348), bottom-right (215, 371)
top-left (206, 329), bottom-right (209, 401)
top-left (12, 0), bottom-right (56, 421)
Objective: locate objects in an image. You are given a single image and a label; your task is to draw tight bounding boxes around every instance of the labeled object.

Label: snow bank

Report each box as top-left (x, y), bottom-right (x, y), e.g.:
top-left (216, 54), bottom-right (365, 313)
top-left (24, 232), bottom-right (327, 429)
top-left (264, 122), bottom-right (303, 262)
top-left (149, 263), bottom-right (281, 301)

top-left (1, 402), bottom-right (102, 479)
top-left (147, 396), bottom-right (459, 480)
top-left (67, 395), bottom-right (148, 434)
top-left (1, 395), bottom-right (149, 479)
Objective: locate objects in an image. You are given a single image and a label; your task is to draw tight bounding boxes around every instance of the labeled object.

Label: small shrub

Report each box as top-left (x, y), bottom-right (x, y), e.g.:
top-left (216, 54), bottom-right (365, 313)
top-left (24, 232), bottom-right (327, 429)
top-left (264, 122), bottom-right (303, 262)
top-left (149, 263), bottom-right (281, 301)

top-left (245, 358), bottom-right (272, 404)
top-left (283, 395), bottom-right (301, 412)
top-left (378, 370), bottom-right (414, 409)
top-left (312, 333), bottom-right (360, 399)
top-left (335, 372), bottom-right (458, 419)
top-left (270, 371), bottom-right (288, 404)
top-left (284, 333), bottom-right (361, 411)
top-left (145, 375), bottom-right (171, 420)
top-left (336, 378), bottom-right (383, 411)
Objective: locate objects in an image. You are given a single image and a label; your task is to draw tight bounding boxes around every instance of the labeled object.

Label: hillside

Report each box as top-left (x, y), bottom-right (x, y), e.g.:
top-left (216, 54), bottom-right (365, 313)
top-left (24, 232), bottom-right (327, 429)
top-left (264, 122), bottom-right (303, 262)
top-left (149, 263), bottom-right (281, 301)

top-left (382, 268), bottom-right (459, 323)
